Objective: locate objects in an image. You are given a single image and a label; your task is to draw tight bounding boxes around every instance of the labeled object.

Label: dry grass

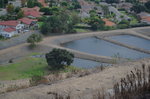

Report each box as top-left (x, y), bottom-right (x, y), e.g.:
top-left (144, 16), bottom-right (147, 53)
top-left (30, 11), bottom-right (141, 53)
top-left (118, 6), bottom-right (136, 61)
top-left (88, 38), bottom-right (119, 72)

top-left (48, 63), bottom-right (150, 99)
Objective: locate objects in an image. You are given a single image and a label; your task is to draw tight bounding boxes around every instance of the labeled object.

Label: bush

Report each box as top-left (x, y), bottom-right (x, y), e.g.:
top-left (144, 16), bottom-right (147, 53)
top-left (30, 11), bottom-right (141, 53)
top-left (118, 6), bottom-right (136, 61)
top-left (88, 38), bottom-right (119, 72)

top-left (45, 48), bottom-right (74, 69)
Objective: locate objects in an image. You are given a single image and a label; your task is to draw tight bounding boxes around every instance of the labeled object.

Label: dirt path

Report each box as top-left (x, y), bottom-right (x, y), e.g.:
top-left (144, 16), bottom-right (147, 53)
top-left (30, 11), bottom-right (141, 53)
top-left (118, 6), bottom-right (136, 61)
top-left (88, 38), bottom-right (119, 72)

top-left (0, 58), bottom-right (150, 99)
top-left (0, 27), bottom-right (150, 64)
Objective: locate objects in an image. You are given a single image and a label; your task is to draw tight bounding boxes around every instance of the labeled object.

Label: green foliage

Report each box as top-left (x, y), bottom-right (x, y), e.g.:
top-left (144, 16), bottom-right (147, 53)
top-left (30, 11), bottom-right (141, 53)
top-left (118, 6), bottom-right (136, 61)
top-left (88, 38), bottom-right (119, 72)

top-left (41, 10), bottom-right (80, 34)
top-left (6, 4), bottom-right (14, 14)
top-left (117, 20), bottom-right (130, 29)
top-left (145, 1), bottom-right (150, 12)
top-left (105, 0), bottom-right (119, 3)
top-left (0, 0), bottom-right (8, 8)
top-left (131, 4), bottom-right (147, 13)
top-left (27, 34), bottom-right (43, 47)
top-left (27, 0), bottom-right (42, 8)
top-left (0, 57), bottom-right (47, 80)
top-left (45, 48), bottom-right (74, 69)
top-left (87, 16), bottom-right (105, 30)
top-left (17, 10), bottom-right (24, 19)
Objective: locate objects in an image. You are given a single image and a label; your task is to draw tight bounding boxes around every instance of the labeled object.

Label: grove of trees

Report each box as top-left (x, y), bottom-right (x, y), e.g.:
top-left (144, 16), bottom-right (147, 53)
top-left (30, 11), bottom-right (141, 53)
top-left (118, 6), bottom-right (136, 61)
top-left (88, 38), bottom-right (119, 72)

top-left (41, 9), bottom-right (80, 34)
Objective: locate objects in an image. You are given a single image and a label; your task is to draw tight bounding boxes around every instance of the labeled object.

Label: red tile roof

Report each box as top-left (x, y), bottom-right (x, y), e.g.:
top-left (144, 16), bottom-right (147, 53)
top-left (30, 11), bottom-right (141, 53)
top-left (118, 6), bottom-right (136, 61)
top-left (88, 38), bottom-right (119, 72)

top-left (21, 6), bottom-right (40, 12)
top-left (102, 19), bottom-right (116, 26)
top-left (0, 20), bottom-right (18, 27)
top-left (38, 0), bottom-right (48, 7)
top-left (19, 17), bottom-right (37, 25)
top-left (3, 27), bottom-right (16, 32)
top-left (22, 7), bottom-right (42, 18)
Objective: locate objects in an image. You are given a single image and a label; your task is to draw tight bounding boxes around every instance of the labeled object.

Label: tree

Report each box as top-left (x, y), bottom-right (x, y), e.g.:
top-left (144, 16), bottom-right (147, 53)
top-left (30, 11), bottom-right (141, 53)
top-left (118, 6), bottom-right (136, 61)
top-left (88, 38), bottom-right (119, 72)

top-left (17, 10), bottom-right (24, 19)
top-left (21, 0), bottom-right (26, 7)
top-left (6, 4), bottom-right (14, 14)
top-left (131, 4), bottom-right (146, 13)
top-left (88, 16), bottom-right (105, 30)
top-left (41, 10), bottom-right (80, 34)
top-left (27, 0), bottom-right (42, 8)
top-left (45, 48), bottom-right (74, 69)
top-left (145, 1), bottom-right (150, 11)
top-left (27, 34), bottom-right (42, 47)
top-left (0, 0), bottom-right (8, 8)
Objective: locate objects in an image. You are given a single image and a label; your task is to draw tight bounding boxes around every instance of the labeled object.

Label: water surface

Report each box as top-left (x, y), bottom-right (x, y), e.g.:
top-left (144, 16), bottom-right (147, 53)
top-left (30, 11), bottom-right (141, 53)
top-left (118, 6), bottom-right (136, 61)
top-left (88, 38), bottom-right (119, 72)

top-left (72, 58), bottom-right (110, 69)
top-left (110, 35), bottom-right (150, 50)
top-left (63, 37), bottom-right (150, 59)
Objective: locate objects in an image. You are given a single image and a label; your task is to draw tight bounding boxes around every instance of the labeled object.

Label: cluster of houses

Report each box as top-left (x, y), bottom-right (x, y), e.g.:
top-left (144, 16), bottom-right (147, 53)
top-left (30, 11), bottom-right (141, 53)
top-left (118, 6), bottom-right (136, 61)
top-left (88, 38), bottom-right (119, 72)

top-left (0, 6), bottom-right (43, 38)
top-left (0, 0), bottom-right (47, 38)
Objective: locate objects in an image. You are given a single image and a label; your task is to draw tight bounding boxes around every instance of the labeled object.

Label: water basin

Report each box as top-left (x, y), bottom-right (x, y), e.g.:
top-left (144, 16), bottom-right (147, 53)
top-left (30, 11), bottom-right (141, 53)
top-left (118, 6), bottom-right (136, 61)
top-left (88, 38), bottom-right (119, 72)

top-left (63, 37), bottom-right (150, 59)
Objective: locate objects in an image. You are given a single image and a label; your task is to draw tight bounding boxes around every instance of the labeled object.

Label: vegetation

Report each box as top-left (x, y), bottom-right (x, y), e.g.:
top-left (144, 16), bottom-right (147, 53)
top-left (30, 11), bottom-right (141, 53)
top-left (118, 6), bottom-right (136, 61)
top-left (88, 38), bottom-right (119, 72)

top-left (0, 0), bottom-right (8, 8)
top-left (27, 34), bottom-right (43, 47)
top-left (0, 57), bottom-right (47, 80)
top-left (6, 3), bottom-right (14, 14)
top-left (41, 10), bottom-right (80, 34)
top-left (27, 0), bottom-right (42, 8)
top-left (45, 49), bottom-right (74, 69)
top-left (87, 16), bottom-right (105, 30)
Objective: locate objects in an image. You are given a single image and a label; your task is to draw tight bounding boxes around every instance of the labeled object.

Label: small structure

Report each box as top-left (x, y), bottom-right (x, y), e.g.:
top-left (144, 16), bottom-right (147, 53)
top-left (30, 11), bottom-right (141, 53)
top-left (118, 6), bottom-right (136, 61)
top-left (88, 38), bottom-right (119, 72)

top-left (102, 19), bottom-right (116, 27)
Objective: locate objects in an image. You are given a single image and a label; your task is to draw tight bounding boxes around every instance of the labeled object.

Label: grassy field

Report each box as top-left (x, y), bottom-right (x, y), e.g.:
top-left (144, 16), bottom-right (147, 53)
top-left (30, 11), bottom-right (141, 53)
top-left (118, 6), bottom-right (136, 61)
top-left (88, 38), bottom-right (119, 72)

top-left (0, 54), bottom-right (80, 80)
top-left (0, 57), bottom-right (47, 80)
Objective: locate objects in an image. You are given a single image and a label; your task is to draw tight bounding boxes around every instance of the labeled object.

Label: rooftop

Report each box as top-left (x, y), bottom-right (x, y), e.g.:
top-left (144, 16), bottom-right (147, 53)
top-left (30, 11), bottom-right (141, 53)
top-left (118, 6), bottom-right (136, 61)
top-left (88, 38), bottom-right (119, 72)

top-left (3, 27), bottom-right (16, 33)
top-left (0, 20), bottom-right (18, 27)
top-left (102, 19), bottom-right (116, 27)
top-left (19, 18), bottom-right (37, 25)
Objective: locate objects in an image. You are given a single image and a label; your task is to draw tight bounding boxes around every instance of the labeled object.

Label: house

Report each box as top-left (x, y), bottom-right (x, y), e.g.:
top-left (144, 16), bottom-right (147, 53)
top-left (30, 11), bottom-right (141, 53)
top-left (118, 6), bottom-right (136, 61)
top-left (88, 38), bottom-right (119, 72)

top-left (0, 27), bottom-right (18, 38)
top-left (18, 17), bottom-right (38, 29)
top-left (0, 20), bottom-right (24, 38)
top-left (102, 19), bottom-right (116, 27)
top-left (21, 7), bottom-right (43, 18)
top-left (138, 12), bottom-right (150, 24)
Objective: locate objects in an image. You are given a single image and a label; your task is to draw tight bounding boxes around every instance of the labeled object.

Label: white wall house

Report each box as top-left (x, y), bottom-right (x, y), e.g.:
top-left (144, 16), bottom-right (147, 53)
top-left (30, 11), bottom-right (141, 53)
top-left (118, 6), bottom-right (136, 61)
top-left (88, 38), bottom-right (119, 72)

top-left (0, 27), bottom-right (18, 38)
top-left (0, 21), bottom-right (24, 38)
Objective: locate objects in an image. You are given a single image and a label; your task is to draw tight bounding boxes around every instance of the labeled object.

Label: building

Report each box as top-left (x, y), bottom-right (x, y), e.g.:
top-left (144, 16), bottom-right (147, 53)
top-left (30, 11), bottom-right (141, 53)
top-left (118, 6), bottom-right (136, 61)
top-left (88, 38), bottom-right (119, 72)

top-left (102, 19), bottom-right (116, 27)
top-left (1, 27), bottom-right (18, 38)
top-left (0, 20), bottom-right (24, 38)
top-left (18, 17), bottom-right (38, 29)
top-left (21, 7), bottom-right (43, 18)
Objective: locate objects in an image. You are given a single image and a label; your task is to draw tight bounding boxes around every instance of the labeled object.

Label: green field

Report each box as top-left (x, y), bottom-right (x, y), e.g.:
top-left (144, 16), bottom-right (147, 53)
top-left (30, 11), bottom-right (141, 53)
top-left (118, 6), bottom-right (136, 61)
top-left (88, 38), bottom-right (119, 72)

top-left (0, 55), bottom-right (80, 80)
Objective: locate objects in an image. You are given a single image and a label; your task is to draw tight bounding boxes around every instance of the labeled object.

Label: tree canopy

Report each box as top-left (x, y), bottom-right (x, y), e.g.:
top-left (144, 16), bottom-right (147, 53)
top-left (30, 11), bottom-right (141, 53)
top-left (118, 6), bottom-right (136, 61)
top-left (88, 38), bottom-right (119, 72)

top-left (41, 10), bottom-right (80, 34)
top-left (27, 34), bottom-right (43, 47)
top-left (45, 48), bottom-right (74, 69)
